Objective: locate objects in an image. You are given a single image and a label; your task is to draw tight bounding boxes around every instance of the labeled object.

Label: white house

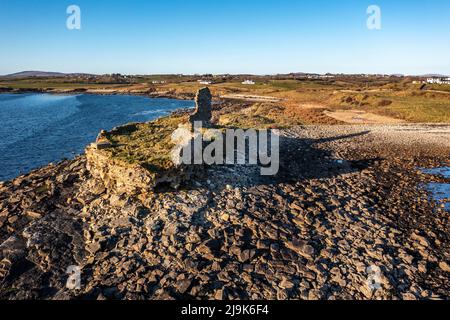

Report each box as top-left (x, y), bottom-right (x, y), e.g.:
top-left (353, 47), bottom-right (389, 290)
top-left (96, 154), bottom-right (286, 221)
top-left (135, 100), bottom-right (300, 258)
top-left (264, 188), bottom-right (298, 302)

top-left (319, 75), bottom-right (335, 79)
top-left (242, 80), bottom-right (255, 85)
top-left (199, 80), bottom-right (212, 85)
top-left (427, 77), bottom-right (450, 85)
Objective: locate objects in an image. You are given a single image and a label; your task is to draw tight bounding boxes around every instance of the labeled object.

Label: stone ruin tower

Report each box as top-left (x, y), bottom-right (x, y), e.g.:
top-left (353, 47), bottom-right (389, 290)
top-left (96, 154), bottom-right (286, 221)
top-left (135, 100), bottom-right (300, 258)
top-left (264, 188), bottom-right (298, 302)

top-left (189, 87), bottom-right (212, 129)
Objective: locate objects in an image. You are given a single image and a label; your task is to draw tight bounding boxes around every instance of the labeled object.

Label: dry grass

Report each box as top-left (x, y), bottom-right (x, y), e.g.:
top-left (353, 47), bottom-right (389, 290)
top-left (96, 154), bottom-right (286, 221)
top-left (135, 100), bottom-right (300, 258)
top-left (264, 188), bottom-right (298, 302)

top-left (329, 90), bottom-right (450, 123)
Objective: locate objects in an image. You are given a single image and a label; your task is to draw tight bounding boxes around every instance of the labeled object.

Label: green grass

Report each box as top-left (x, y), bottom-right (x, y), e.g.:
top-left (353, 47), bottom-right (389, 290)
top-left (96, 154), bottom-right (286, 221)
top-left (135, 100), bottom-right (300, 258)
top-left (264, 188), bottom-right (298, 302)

top-left (428, 84), bottom-right (450, 92)
top-left (215, 80), bottom-right (345, 92)
top-left (380, 95), bottom-right (450, 123)
top-left (330, 90), bottom-right (450, 123)
top-left (102, 115), bottom-right (187, 172)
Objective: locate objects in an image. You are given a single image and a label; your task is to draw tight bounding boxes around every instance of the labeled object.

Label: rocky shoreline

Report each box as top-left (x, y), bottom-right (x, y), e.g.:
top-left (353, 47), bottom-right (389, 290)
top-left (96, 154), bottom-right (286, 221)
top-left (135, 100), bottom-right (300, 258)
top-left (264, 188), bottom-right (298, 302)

top-left (0, 121), bottom-right (449, 300)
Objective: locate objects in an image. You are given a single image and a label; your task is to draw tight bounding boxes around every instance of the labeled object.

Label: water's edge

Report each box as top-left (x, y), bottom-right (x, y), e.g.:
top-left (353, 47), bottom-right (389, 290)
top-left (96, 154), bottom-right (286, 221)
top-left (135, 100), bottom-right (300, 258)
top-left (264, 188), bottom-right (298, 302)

top-left (421, 167), bottom-right (450, 211)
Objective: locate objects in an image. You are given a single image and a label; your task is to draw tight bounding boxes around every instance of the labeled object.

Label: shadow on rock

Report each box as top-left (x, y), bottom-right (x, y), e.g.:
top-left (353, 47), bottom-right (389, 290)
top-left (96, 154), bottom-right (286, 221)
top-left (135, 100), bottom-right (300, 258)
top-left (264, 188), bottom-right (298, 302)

top-left (171, 130), bottom-right (377, 192)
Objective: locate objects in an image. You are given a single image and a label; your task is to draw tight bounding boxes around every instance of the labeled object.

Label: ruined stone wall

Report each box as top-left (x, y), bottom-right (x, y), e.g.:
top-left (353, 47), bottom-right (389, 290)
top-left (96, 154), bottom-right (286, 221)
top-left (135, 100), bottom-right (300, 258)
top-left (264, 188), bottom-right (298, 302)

top-left (85, 144), bottom-right (157, 194)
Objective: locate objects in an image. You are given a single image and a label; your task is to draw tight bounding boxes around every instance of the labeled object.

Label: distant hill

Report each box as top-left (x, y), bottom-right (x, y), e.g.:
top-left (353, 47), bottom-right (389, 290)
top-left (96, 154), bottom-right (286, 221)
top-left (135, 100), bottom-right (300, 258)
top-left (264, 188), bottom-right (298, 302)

top-left (419, 74), bottom-right (449, 78)
top-left (3, 71), bottom-right (95, 78)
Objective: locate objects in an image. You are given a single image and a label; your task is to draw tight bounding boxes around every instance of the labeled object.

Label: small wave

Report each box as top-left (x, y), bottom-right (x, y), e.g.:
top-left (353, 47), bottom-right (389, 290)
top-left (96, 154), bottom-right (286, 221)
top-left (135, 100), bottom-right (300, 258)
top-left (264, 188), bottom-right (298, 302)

top-left (132, 109), bottom-right (168, 116)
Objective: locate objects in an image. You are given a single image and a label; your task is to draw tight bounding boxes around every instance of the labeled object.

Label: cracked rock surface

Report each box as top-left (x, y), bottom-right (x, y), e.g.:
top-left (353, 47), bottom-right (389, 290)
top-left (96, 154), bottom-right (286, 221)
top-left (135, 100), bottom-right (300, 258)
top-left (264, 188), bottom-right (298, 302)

top-left (0, 124), bottom-right (449, 300)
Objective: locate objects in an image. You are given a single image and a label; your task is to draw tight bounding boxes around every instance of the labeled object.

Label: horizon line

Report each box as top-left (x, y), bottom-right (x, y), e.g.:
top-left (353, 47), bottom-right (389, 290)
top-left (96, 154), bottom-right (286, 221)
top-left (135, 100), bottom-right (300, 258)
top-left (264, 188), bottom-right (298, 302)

top-left (1, 70), bottom-right (449, 77)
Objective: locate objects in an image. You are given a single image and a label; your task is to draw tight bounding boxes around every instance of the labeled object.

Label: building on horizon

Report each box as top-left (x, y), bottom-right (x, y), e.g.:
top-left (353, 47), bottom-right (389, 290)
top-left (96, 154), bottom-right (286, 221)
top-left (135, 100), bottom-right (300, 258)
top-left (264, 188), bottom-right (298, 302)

top-left (426, 77), bottom-right (450, 85)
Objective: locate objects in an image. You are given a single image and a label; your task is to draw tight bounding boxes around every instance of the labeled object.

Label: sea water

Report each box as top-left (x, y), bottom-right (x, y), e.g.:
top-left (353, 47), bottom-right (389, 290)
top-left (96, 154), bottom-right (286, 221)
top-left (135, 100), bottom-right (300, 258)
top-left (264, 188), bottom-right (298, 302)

top-left (0, 93), bottom-right (194, 181)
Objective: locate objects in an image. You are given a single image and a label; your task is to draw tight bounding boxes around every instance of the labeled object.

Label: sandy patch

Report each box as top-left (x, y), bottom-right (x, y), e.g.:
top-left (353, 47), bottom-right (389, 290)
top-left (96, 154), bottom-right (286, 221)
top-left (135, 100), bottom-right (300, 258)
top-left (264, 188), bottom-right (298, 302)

top-left (324, 110), bottom-right (405, 124)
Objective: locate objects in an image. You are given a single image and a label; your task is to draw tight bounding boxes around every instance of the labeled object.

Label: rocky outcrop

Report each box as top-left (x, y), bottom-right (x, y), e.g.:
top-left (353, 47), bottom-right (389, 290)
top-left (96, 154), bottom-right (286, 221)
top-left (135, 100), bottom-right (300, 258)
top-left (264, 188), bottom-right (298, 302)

top-left (86, 144), bottom-right (156, 194)
top-left (85, 117), bottom-right (202, 194)
top-left (85, 143), bottom-right (198, 194)
top-left (85, 90), bottom-right (215, 194)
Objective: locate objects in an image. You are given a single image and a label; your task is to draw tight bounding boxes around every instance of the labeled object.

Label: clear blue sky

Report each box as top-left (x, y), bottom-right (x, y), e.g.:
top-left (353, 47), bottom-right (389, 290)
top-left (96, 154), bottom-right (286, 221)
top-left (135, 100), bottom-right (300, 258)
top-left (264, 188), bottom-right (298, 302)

top-left (1, 0), bottom-right (449, 75)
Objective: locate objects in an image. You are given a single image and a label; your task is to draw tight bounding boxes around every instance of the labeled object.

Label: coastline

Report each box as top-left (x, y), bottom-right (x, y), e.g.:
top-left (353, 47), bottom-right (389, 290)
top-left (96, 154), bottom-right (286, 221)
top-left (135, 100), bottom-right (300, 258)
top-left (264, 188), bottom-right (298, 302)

top-left (0, 92), bottom-right (195, 183)
top-left (0, 86), bottom-right (195, 101)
